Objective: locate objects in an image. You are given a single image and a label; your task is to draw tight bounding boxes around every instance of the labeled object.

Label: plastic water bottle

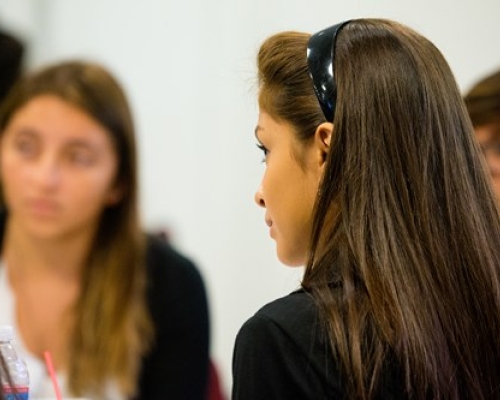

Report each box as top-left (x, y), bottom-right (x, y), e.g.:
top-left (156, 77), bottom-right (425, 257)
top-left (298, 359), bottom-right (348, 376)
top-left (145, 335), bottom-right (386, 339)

top-left (0, 326), bottom-right (29, 400)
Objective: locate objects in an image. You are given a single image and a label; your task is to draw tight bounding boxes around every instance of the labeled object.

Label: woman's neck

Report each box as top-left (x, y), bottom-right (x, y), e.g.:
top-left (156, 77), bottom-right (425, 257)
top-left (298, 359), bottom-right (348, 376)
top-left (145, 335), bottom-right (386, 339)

top-left (2, 217), bottom-right (95, 281)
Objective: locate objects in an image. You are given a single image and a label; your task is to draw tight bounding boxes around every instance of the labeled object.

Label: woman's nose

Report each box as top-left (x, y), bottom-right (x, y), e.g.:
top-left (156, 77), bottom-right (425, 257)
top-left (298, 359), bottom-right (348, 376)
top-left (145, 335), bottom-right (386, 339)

top-left (254, 186), bottom-right (266, 208)
top-left (32, 156), bottom-right (61, 190)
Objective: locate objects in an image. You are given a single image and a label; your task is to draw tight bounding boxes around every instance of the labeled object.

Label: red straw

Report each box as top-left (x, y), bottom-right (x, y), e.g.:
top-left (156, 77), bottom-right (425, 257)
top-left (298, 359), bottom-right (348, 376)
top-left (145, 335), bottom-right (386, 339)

top-left (43, 350), bottom-right (63, 400)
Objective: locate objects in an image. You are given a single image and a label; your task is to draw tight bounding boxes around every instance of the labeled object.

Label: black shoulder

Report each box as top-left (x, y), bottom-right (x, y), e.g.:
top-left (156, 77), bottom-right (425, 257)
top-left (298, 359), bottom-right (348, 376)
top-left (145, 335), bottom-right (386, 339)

top-left (256, 291), bottom-right (320, 339)
top-left (145, 234), bottom-right (204, 287)
top-left (237, 290), bottom-right (327, 368)
top-left (144, 234), bottom-right (208, 325)
top-left (233, 292), bottom-right (342, 399)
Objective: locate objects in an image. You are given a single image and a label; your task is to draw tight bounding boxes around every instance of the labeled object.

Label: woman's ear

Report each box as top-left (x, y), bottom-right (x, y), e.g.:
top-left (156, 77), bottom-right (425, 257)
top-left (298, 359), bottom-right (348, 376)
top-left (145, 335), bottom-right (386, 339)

top-left (314, 122), bottom-right (334, 167)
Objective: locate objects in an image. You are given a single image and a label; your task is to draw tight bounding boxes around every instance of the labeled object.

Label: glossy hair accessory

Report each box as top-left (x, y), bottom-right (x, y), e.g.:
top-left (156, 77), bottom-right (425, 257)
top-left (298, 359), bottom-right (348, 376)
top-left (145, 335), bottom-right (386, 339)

top-left (306, 20), bottom-right (351, 122)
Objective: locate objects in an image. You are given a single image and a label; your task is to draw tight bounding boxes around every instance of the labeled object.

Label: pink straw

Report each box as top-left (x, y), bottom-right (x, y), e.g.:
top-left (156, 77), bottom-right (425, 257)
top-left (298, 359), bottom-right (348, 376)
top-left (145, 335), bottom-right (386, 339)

top-left (43, 350), bottom-right (63, 400)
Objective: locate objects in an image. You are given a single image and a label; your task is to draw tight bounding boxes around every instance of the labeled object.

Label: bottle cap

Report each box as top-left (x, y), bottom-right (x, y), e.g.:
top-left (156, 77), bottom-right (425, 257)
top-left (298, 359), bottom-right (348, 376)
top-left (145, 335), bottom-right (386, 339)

top-left (0, 325), bottom-right (14, 341)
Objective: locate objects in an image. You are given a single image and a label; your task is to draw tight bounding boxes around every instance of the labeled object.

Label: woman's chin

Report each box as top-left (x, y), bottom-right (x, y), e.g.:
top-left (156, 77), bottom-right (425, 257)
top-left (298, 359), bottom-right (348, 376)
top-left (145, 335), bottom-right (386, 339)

top-left (276, 247), bottom-right (306, 267)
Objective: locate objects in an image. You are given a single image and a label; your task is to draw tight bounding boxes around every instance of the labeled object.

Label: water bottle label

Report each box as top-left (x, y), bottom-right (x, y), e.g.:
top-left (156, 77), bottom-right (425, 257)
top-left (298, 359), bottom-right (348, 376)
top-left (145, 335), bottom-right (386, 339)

top-left (4, 394), bottom-right (28, 400)
top-left (3, 386), bottom-right (29, 400)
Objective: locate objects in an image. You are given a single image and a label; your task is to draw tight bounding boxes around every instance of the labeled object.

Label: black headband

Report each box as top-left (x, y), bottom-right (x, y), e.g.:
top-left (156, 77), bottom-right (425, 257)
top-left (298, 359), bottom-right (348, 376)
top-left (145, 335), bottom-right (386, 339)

top-left (306, 21), bottom-right (351, 122)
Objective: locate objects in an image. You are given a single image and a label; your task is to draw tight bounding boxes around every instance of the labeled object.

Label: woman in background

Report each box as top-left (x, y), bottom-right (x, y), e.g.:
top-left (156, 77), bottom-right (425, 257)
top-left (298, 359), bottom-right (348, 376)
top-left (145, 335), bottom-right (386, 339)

top-left (0, 61), bottom-right (209, 399)
top-left (233, 19), bottom-right (500, 399)
top-left (464, 68), bottom-right (500, 199)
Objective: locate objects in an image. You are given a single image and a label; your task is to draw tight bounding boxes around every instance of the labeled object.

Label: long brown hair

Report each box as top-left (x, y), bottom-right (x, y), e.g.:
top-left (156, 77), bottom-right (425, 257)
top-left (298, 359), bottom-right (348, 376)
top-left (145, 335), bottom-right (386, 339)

top-left (258, 19), bottom-right (500, 399)
top-left (0, 61), bottom-right (153, 397)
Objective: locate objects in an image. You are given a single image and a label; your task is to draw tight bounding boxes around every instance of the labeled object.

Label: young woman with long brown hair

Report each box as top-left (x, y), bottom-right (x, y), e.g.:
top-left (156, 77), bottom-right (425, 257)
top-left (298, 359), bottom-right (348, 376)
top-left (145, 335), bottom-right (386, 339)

top-left (0, 60), bottom-right (209, 399)
top-left (233, 19), bottom-right (500, 399)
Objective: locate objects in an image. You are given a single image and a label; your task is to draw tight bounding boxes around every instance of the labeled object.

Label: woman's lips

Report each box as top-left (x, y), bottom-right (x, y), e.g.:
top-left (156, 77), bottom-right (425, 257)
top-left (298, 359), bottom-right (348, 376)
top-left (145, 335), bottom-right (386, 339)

top-left (27, 198), bottom-right (61, 216)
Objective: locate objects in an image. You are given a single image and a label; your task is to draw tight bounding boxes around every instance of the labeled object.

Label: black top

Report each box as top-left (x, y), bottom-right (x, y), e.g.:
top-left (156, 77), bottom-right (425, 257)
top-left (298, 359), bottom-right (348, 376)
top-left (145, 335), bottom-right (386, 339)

top-left (232, 290), bottom-right (404, 400)
top-left (137, 234), bottom-right (210, 399)
top-left (0, 213), bottom-right (210, 400)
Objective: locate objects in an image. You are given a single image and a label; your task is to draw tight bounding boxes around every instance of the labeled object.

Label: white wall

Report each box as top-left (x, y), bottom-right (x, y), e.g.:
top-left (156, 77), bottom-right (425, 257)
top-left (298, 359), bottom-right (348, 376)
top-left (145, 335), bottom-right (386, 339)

top-left (1, 0), bottom-right (500, 395)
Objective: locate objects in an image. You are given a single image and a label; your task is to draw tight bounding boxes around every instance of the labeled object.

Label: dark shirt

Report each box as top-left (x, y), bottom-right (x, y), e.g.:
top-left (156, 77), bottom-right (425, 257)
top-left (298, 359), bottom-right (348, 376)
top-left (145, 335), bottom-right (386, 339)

top-left (232, 290), bottom-right (404, 400)
top-left (137, 234), bottom-right (210, 399)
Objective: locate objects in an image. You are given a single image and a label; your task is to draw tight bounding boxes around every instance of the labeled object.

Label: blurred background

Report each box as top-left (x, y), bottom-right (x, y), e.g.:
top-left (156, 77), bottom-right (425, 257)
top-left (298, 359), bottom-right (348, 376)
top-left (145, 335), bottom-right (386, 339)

top-left (1, 0), bottom-right (499, 396)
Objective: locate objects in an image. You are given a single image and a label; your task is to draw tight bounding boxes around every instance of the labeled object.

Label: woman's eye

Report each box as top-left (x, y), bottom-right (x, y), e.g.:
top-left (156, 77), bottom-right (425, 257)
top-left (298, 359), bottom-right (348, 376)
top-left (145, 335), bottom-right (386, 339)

top-left (14, 138), bottom-right (37, 156)
top-left (68, 150), bottom-right (95, 166)
top-left (256, 143), bottom-right (268, 163)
